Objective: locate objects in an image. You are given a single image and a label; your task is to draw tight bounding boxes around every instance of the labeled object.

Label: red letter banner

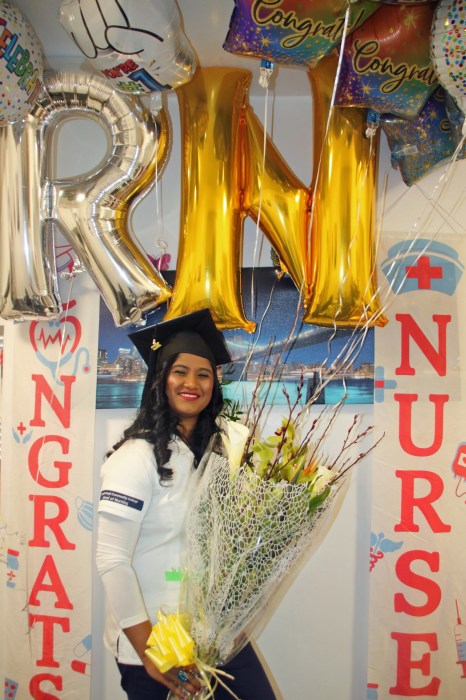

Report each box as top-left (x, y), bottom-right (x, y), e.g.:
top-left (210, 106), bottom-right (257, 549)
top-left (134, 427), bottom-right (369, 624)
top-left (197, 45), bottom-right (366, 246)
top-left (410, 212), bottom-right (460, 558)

top-left (368, 232), bottom-right (466, 698)
top-left (0, 273), bottom-right (98, 699)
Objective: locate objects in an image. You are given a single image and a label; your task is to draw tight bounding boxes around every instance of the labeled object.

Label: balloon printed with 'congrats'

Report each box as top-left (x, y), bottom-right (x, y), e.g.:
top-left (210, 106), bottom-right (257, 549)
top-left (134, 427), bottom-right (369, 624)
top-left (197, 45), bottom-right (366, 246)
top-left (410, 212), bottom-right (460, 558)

top-left (0, 1), bottom-right (43, 125)
top-left (335, 3), bottom-right (438, 119)
top-left (223, 0), bottom-right (377, 69)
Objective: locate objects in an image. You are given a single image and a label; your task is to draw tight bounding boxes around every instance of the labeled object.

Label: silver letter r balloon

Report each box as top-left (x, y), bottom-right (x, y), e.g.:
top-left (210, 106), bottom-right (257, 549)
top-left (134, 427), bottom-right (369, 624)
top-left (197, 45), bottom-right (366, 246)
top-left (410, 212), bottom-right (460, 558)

top-left (0, 70), bottom-right (173, 326)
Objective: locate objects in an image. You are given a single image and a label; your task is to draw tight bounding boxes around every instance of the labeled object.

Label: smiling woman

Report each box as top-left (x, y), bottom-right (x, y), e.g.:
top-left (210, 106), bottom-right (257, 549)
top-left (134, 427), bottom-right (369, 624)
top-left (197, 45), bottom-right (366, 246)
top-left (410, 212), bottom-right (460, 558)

top-left (165, 354), bottom-right (215, 438)
top-left (95, 309), bottom-right (278, 700)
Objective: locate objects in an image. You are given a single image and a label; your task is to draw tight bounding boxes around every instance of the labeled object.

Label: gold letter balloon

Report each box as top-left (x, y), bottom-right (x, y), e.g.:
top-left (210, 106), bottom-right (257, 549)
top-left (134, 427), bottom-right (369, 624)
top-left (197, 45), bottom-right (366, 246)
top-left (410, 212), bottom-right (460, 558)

top-left (305, 55), bottom-right (386, 328)
top-left (0, 71), bottom-right (172, 326)
top-left (169, 66), bottom-right (385, 330)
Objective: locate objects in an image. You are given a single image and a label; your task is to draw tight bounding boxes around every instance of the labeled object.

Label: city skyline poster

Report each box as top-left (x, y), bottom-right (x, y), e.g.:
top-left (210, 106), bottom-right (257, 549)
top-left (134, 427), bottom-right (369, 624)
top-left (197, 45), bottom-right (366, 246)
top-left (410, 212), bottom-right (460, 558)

top-left (97, 268), bottom-right (374, 409)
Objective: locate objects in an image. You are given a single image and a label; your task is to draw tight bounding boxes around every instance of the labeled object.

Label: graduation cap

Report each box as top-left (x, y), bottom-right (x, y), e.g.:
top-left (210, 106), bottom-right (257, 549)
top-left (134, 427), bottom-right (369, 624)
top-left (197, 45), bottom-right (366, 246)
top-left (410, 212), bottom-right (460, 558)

top-left (128, 309), bottom-right (232, 375)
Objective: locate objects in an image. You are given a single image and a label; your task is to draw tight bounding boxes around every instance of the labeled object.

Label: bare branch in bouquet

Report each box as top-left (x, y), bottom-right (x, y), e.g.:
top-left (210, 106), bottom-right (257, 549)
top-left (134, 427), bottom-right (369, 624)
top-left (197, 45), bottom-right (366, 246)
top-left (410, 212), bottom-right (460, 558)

top-left (264, 372), bottom-right (305, 481)
top-left (329, 429), bottom-right (385, 484)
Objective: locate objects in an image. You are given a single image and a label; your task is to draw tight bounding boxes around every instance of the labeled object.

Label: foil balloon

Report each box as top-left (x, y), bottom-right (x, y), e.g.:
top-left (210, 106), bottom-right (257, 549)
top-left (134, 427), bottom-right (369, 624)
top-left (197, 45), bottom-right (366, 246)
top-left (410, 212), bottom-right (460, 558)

top-left (165, 68), bottom-right (260, 332)
top-left (431, 0), bottom-right (466, 132)
top-left (382, 87), bottom-right (463, 186)
top-left (335, 3), bottom-right (438, 119)
top-left (445, 91), bottom-right (466, 147)
top-left (0, 117), bottom-right (61, 320)
top-left (59, 0), bottom-right (197, 95)
top-left (304, 55), bottom-right (386, 328)
top-left (0, 1), bottom-right (43, 125)
top-left (223, 0), bottom-right (377, 69)
top-left (0, 70), bottom-right (172, 325)
top-left (165, 67), bottom-right (312, 332)
top-left (241, 100), bottom-right (310, 300)
top-left (169, 66), bottom-right (384, 330)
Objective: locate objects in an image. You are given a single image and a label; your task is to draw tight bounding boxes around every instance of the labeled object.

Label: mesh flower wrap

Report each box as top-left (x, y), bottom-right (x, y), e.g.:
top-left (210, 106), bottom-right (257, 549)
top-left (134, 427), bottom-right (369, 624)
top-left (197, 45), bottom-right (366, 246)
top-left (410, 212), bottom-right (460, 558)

top-left (183, 453), bottom-right (343, 667)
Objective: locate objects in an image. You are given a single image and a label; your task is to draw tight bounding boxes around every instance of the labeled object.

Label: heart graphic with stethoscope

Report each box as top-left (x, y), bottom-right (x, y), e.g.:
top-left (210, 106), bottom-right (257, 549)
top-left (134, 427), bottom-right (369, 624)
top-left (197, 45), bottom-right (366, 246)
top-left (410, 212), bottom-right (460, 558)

top-left (29, 300), bottom-right (91, 382)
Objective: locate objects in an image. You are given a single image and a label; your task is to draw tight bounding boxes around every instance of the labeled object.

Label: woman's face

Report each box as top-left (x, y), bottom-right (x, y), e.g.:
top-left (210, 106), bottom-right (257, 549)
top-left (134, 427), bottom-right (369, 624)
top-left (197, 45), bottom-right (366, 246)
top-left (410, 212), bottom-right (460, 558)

top-left (165, 352), bottom-right (215, 432)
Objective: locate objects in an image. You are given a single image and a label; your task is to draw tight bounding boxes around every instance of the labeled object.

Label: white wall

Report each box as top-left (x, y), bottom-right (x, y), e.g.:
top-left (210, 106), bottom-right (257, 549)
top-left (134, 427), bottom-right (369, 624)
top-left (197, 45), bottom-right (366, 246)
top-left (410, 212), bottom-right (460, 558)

top-left (56, 80), bottom-right (466, 700)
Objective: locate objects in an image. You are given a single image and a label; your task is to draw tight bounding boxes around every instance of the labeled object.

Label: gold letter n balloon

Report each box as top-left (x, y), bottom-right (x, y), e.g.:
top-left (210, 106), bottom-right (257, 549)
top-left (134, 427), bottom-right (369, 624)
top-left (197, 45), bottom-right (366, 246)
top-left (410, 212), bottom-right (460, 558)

top-left (170, 65), bottom-right (385, 330)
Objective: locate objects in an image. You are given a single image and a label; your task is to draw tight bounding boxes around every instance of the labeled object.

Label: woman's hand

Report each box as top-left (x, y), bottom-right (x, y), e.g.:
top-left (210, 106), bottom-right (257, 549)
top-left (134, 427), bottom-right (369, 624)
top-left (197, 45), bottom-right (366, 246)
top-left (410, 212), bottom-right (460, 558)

top-left (143, 658), bottom-right (203, 698)
top-left (123, 619), bottom-right (203, 696)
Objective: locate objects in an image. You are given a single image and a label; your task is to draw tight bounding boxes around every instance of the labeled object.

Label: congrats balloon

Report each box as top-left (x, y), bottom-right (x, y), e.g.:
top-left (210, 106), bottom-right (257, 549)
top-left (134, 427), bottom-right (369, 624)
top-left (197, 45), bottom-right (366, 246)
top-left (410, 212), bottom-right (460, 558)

top-left (59, 0), bottom-right (197, 94)
top-left (223, 0), bottom-right (377, 69)
top-left (431, 0), bottom-right (466, 130)
top-left (0, 1), bottom-right (43, 125)
top-left (335, 3), bottom-right (438, 119)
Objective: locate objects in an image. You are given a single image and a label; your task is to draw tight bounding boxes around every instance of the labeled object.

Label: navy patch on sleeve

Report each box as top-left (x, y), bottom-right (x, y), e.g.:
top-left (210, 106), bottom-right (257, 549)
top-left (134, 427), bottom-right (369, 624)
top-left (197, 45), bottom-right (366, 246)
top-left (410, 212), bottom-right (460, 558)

top-left (100, 490), bottom-right (144, 511)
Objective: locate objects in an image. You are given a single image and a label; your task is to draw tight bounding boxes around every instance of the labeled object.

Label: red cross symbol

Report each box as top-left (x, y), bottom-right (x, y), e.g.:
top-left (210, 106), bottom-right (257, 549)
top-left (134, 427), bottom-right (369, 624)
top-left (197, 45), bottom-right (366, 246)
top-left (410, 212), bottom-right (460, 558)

top-left (7, 570), bottom-right (16, 582)
top-left (406, 255), bottom-right (443, 290)
top-left (16, 422), bottom-right (27, 436)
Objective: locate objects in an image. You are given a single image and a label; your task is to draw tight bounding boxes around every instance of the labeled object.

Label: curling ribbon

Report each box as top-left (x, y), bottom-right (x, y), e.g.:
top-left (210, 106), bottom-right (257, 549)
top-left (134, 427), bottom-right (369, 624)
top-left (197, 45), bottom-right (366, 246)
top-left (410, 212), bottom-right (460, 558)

top-left (145, 611), bottom-right (241, 699)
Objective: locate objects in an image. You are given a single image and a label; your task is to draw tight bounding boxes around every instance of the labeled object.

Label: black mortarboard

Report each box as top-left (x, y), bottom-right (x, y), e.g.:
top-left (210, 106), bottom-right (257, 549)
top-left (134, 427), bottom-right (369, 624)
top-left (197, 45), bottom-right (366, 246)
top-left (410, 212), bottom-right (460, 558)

top-left (128, 309), bottom-right (232, 376)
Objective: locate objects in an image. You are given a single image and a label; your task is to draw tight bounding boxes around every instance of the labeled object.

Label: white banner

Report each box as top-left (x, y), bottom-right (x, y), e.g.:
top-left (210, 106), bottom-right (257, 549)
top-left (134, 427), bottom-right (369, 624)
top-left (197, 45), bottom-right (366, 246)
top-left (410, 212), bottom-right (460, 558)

top-left (368, 232), bottom-right (466, 699)
top-left (0, 275), bottom-right (98, 700)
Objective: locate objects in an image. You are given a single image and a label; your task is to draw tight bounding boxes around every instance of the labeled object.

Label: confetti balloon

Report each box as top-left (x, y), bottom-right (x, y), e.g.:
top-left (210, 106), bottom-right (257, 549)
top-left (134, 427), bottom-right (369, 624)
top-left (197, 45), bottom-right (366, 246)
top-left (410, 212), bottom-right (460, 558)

top-left (223, 0), bottom-right (377, 69)
top-left (431, 0), bottom-right (466, 131)
top-left (335, 3), bottom-right (438, 119)
top-left (0, 1), bottom-right (43, 126)
top-left (381, 87), bottom-right (463, 186)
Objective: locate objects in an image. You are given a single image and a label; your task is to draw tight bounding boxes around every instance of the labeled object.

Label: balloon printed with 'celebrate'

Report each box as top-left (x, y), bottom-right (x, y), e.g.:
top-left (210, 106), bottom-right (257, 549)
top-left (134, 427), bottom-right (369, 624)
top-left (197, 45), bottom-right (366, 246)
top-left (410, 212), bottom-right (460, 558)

top-left (0, 1), bottom-right (43, 125)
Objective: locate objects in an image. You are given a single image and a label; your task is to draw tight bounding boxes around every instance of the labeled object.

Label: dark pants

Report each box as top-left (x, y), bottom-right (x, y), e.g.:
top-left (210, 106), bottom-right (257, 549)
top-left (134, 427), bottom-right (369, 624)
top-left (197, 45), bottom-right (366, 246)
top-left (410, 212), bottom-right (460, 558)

top-left (117, 643), bottom-right (277, 700)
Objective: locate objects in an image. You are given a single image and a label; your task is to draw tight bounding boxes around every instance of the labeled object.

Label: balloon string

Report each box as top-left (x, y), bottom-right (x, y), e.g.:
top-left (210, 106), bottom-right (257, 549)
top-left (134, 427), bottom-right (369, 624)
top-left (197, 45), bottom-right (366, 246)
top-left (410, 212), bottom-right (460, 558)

top-left (154, 119), bottom-right (160, 235)
top-left (305, 8), bottom-right (366, 398)
top-left (351, 148), bottom-right (464, 340)
top-left (250, 81), bottom-right (272, 318)
top-left (376, 152), bottom-right (464, 316)
top-left (306, 6), bottom-right (350, 261)
top-left (229, 275), bottom-right (304, 409)
top-left (303, 141), bottom-right (466, 412)
top-left (56, 275), bottom-right (76, 379)
top-left (300, 7), bottom-right (351, 398)
top-left (152, 117), bottom-right (168, 271)
top-left (363, 142), bottom-right (464, 323)
top-left (230, 274), bottom-right (279, 391)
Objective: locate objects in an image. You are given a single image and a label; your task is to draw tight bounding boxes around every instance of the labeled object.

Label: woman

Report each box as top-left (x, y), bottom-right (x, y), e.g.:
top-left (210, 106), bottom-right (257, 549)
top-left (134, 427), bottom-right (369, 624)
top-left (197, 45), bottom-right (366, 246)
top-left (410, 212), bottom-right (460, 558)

top-left (96, 309), bottom-right (277, 700)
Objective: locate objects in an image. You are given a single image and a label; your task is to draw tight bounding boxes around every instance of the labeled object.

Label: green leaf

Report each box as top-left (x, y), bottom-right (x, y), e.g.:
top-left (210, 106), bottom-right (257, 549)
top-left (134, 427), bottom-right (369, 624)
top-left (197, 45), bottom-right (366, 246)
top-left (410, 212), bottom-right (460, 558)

top-left (308, 485), bottom-right (331, 514)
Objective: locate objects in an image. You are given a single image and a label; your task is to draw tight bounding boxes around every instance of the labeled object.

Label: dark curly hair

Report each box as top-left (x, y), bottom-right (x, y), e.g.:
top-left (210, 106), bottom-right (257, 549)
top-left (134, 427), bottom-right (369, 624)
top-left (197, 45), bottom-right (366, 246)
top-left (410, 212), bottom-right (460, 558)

top-left (109, 353), bottom-right (224, 482)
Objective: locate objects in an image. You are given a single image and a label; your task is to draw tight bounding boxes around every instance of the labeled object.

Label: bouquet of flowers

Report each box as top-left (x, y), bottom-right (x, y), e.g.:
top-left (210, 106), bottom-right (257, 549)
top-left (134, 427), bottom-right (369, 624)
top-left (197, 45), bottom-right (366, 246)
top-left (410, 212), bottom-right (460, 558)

top-left (146, 377), bottom-right (382, 698)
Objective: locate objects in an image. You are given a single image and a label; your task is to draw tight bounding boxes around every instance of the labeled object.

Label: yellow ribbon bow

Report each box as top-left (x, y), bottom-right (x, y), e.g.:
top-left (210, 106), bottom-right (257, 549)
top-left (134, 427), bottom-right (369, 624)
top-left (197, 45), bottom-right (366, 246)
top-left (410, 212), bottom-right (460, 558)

top-left (145, 611), bottom-right (241, 699)
top-left (145, 611), bottom-right (195, 673)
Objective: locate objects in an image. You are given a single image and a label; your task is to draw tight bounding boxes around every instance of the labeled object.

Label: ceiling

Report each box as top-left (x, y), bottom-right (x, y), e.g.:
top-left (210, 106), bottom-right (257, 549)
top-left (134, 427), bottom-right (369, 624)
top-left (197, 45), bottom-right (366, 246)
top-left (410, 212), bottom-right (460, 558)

top-left (12, 0), bottom-right (311, 96)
